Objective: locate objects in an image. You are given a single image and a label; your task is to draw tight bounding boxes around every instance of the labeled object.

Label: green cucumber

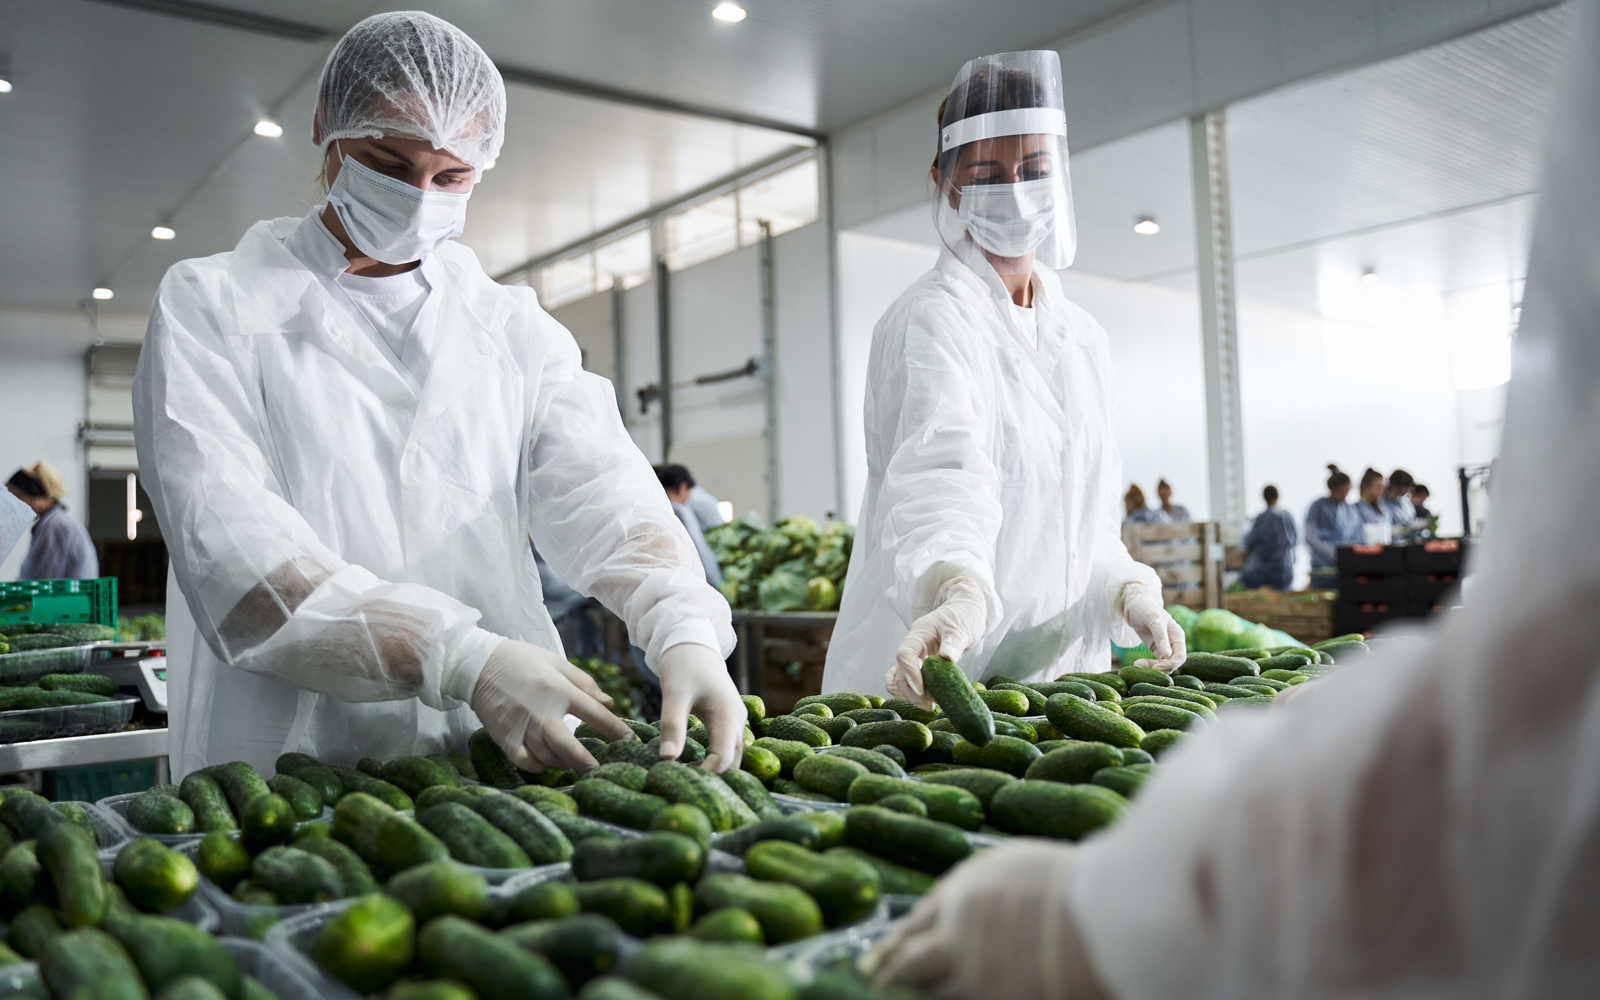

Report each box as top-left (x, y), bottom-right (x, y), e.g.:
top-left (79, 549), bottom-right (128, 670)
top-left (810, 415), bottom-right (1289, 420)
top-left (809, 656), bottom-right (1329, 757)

top-left (757, 716), bottom-right (831, 748)
top-left (1023, 741), bottom-right (1125, 783)
top-left (250, 845), bottom-right (341, 904)
top-left (291, 834), bottom-right (377, 897)
top-left (572, 779), bottom-right (669, 830)
top-left (915, 768), bottom-right (1018, 809)
top-left (988, 780), bottom-right (1129, 840)
top-left (950, 734), bottom-right (1042, 777)
top-left (128, 789), bottom-right (195, 835)
top-left (572, 831), bottom-right (703, 886)
top-left (845, 774), bottom-right (983, 829)
top-left (921, 656), bottom-right (993, 746)
top-left (745, 839), bottom-right (879, 926)
top-left (879, 698), bottom-right (939, 725)
top-left (837, 720), bottom-right (932, 753)
top-left (589, 763), bottom-right (650, 792)
top-left (385, 860), bottom-right (489, 923)
top-left (842, 806), bottom-right (970, 874)
top-left (312, 892), bottom-right (414, 995)
top-left (713, 816), bottom-right (822, 856)
top-left (1140, 729), bottom-right (1186, 757)
top-left (571, 877), bottom-right (672, 937)
top-left (417, 802), bottom-right (530, 868)
top-left (471, 792), bottom-right (573, 864)
top-left (265, 774), bottom-right (322, 821)
top-left (1177, 653), bottom-right (1260, 683)
top-left (1045, 694), bottom-right (1144, 747)
top-left (718, 767), bottom-right (782, 821)
top-left (195, 831), bottom-right (250, 891)
top-left (275, 753), bottom-right (343, 806)
top-left (1091, 764), bottom-right (1153, 797)
top-left (792, 754), bottom-right (869, 801)
top-left (692, 871), bottom-right (822, 944)
top-left (113, 839), bottom-right (199, 912)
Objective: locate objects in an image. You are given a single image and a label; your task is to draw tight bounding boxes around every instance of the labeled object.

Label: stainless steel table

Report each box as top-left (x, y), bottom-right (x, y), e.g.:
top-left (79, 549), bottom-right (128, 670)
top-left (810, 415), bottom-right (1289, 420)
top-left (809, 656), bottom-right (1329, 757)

top-left (0, 728), bottom-right (167, 774)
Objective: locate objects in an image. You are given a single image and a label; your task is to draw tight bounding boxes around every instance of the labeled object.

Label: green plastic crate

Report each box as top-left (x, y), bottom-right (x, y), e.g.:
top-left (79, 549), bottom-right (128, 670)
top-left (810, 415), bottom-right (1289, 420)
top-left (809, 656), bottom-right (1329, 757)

top-left (0, 578), bottom-right (118, 628)
top-left (45, 757), bottom-right (159, 802)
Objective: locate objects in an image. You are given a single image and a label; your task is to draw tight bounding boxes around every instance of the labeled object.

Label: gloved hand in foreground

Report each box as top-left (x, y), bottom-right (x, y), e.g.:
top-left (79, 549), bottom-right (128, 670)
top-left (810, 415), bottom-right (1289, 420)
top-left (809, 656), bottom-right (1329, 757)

top-left (867, 840), bottom-right (1110, 1000)
top-left (656, 643), bottom-right (746, 773)
top-left (889, 577), bottom-right (987, 710)
top-left (471, 639), bottom-right (634, 774)
top-left (1122, 581), bottom-right (1187, 673)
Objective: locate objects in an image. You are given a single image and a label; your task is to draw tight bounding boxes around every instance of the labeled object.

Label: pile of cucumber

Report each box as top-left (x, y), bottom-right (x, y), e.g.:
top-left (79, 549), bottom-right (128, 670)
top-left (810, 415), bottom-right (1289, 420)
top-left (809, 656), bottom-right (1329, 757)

top-left (0, 623), bottom-right (118, 658)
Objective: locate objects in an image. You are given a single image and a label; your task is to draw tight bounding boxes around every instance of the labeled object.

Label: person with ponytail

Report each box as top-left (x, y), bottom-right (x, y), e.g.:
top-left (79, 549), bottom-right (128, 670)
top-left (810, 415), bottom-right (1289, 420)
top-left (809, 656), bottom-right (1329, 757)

top-left (1304, 464), bottom-right (1361, 588)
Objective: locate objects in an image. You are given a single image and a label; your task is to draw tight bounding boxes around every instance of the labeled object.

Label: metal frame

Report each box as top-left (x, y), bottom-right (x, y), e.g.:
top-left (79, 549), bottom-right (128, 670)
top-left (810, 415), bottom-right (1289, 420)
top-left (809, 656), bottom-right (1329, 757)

top-left (758, 220), bottom-right (780, 524)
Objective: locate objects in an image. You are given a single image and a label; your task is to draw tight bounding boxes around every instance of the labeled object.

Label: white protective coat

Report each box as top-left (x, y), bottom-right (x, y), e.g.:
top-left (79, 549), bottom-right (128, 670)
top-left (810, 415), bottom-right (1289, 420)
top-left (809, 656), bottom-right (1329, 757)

top-left (1068, 5), bottom-right (1600, 996)
top-left (134, 214), bottom-right (731, 779)
top-left (824, 240), bottom-right (1157, 695)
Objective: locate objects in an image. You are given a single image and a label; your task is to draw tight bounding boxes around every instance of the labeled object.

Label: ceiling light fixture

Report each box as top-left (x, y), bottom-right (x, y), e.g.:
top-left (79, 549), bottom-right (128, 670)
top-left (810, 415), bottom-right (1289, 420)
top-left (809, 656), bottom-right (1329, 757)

top-left (1362, 270), bottom-right (1380, 285)
top-left (0, 55), bottom-right (11, 93)
top-left (712, 3), bottom-right (747, 22)
top-left (1133, 217), bottom-right (1159, 235)
top-left (0, 79), bottom-right (11, 95)
top-left (92, 287), bottom-right (114, 301)
top-left (254, 120), bottom-right (284, 138)
top-left (151, 225), bottom-right (176, 240)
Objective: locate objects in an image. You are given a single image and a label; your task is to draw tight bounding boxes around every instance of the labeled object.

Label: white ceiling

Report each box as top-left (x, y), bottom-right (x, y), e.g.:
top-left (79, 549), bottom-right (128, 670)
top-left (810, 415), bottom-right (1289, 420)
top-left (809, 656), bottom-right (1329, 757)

top-left (856, 5), bottom-right (1566, 317)
top-left (0, 0), bottom-right (1153, 314)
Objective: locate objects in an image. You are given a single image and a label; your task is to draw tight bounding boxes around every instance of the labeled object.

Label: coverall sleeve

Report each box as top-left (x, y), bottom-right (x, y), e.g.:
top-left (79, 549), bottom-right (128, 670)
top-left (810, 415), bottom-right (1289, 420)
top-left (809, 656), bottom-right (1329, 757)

top-left (879, 308), bottom-right (1006, 632)
top-left (519, 312), bottom-right (733, 673)
top-left (133, 273), bottom-right (500, 710)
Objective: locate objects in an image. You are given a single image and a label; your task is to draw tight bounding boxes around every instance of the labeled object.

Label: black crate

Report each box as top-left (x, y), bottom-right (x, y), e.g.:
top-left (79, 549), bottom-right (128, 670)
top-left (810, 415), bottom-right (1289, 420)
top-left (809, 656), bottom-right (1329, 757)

top-left (1406, 574), bottom-right (1460, 614)
top-left (1403, 541), bottom-right (1467, 575)
top-left (1337, 574), bottom-right (1405, 604)
top-left (1336, 605), bottom-right (1415, 635)
top-left (1336, 545), bottom-right (1404, 575)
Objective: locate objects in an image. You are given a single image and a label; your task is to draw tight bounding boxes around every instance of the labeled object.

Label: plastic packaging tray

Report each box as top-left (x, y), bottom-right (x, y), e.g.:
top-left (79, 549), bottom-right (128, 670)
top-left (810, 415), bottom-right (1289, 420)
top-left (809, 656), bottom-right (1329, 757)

top-left (785, 894), bottom-right (916, 979)
top-left (66, 800), bottom-right (128, 851)
top-left (99, 792), bottom-right (333, 847)
top-left (0, 694), bottom-right (136, 743)
top-left (772, 792), bottom-right (847, 813)
top-left (176, 839), bottom-right (333, 941)
top-left (0, 646), bottom-right (93, 687)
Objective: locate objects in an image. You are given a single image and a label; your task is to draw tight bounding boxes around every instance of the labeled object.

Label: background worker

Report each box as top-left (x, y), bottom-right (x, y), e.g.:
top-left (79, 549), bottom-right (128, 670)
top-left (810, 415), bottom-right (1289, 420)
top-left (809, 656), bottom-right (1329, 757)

top-left (1381, 468), bottom-right (1417, 524)
top-left (1238, 485), bottom-right (1297, 591)
top-left (1410, 482), bottom-right (1433, 521)
top-left (1122, 484), bottom-right (1171, 524)
top-left (5, 463), bottom-right (98, 580)
top-left (1305, 464), bottom-right (1361, 588)
top-left (1155, 479), bottom-right (1191, 523)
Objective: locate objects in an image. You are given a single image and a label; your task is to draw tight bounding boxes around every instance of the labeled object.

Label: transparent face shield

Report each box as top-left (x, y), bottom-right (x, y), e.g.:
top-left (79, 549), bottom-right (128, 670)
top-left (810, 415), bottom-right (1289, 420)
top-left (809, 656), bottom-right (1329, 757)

top-left (932, 51), bottom-right (1077, 276)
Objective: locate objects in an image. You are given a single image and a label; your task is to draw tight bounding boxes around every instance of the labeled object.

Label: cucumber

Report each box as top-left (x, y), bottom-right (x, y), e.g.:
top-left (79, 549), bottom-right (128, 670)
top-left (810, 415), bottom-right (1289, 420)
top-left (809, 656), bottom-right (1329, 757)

top-left (842, 806), bottom-right (970, 874)
top-left (950, 734), bottom-right (1042, 777)
top-left (689, 907), bottom-right (765, 945)
top-left (879, 698), bottom-right (939, 725)
top-left (250, 845), bottom-right (341, 904)
top-left (838, 720), bottom-right (932, 753)
top-left (38, 929), bottom-right (145, 999)
top-left (533, 803), bottom-right (623, 845)
top-left (414, 786), bottom-right (489, 812)
top-left (275, 753), bottom-right (343, 806)
top-left (1023, 742), bottom-right (1123, 783)
top-left (628, 938), bottom-right (796, 1000)
top-left (791, 703), bottom-right (833, 718)
top-left (598, 739), bottom-right (663, 769)
top-left (1171, 674), bottom-right (1205, 690)
top-left (106, 914), bottom-right (240, 998)
top-left (1120, 747), bottom-right (1155, 766)
top-left (0, 791), bottom-right (61, 840)
top-left (468, 728), bottom-right (525, 789)
top-left (37, 821), bottom-right (104, 927)
top-left (8, 903), bottom-right (62, 958)
top-left (871, 744), bottom-right (908, 768)
top-left (1177, 653), bottom-right (1260, 683)
top-left (160, 976), bottom-right (227, 1000)
top-left (1140, 729), bottom-right (1185, 757)
top-left (824, 845), bottom-right (937, 896)
top-left (37, 673), bottom-right (118, 695)
top-left (845, 773), bottom-right (982, 829)
top-left (915, 768), bottom-right (1018, 809)
top-left (1129, 684), bottom-right (1216, 710)
top-left (499, 912), bottom-right (628, 988)
top-left (988, 780), bottom-right (1130, 840)
top-left (418, 802), bottom-right (530, 868)
top-left (326, 766), bottom-right (413, 811)
top-left (774, 778), bottom-right (831, 801)
top-left (792, 754), bottom-right (869, 801)
top-left (590, 762), bottom-right (650, 792)
top-left (1258, 653), bottom-right (1313, 671)
top-left (572, 831), bottom-right (703, 886)
top-left (1234, 676), bottom-right (1288, 692)
top-left (757, 716), bottom-right (831, 748)
top-left (1260, 669), bottom-right (1309, 684)
top-left (692, 871), bottom-right (823, 944)
top-left (385, 860), bottom-right (489, 923)
top-left (794, 693), bottom-right (872, 714)
top-left (745, 839), bottom-right (879, 926)
top-left (713, 816), bottom-right (822, 856)
top-left (572, 779), bottom-right (669, 830)
top-left (742, 695), bottom-right (766, 726)
top-left (1123, 694), bottom-right (1218, 721)
top-left (128, 789), bottom-right (195, 835)
top-left (643, 762), bottom-right (732, 831)
top-left (113, 839), bottom-right (199, 912)
top-left (739, 746), bottom-right (782, 784)
top-left (379, 756), bottom-right (459, 800)
top-left (571, 877), bottom-right (671, 937)
top-left (910, 730), bottom-right (961, 767)
top-left (291, 834), bottom-right (377, 897)
top-left (1217, 694), bottom-right (1275, 711)
top-left (471, 792), bottom-right (573, 864)
top-left (1123, 702), bottom-right (1203, 732)
top-left (991, 715), bottom-right (1038, 743)
top-left (265, 774), bottom-right (321, 821)
top-left (646, 735), bottom-right (707, 764)
top-left (357, 757), bottom-right (385, 777)
top-left (974, 688), bottom-right (1029, 716)
top-left (449, 753), bottom-right (478, 781)
top-left (2, 839), bottom-right (44, 910)
top-left (700, 772), bottom-right (760, 828)
top-left (332, 793), bottom-right (450, 879)
top-left (203, 761), bottom-right (271, 817)
top-left (1045, 694), bottom-right (1144, 747)
top-left (811, 716), bottom-right (856, 742)
top-left (230, 881), bottom-right (276, 907)
top-left (386, 984), bottom-right (475, 1000)
top-left (195, 831), bottom-right (250, 891)
top-left (648, 803), bottom-right (713, 850)
top-left (921, 656), bottom-right (993, 746)
top-left (1313, 634), bottom-right (1365, 648)
top-left (792, 809), bottom-right (847, 849)
top-left (1203, 682), bottom-right (1263, 700)
top-left (313, 893), bottom-right (414, 994)
top-left (1091, 764), bottom-right (1153, 797)
top-left (837, 708), bottom-right (900, 724)
top-left (511, 786), bottom-right (579, 815)
top-left (818, 745), bottom-right (906, 778)
top-left (874, 794), bottom-right (926, 817)
top-left (1054, 672), bottom-right (1127, 696)
top-left (483, 878), bottom-right (579, 928)
top-left (1118, 665), bottom-right (1172, 688)
top-left (719, 767), bottom-right (782, 820)
top-left (239, 793), bottom-right (297, 854)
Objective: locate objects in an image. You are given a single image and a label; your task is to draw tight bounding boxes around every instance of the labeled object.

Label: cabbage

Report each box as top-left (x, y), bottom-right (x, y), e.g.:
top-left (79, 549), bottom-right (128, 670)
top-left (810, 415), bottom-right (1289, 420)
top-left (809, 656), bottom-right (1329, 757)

top-left (758, 570), bottom-right (810, 612)
top-left (1192, 608), bottom-right (1250, 652)
top-left (1236, 623), bottom-right (1276, 650)
top-left (1113, 642), bottom-right (1154, 666)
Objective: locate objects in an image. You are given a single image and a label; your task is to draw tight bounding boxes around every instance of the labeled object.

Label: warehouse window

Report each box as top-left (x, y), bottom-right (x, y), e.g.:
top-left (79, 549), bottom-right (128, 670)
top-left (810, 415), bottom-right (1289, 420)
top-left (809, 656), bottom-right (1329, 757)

top-left (536, 229), bottom-right (652, 309)
top-left (664, 156), bottom-right (819, 272)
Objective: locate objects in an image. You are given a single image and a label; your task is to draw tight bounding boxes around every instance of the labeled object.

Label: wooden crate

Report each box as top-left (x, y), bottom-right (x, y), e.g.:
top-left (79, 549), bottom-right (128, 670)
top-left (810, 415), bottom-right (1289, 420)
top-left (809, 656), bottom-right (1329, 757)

top-left (1122, 522), bottom-right (1223, 610)
top-left (731, 612), bottom-right (837, 714)
top-left (1224, 590), bottom-right (1337, 644)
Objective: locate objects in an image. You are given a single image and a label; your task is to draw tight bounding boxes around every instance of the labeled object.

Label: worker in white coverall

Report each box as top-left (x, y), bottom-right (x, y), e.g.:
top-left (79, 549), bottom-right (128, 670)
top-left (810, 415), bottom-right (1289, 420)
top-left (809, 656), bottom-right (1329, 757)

top-left (132, 12), bottom-right (743, 780)
top-left (823, 51), bottom-right (1186, 707)
top-left (869, 6), bottom-right (1600, 996)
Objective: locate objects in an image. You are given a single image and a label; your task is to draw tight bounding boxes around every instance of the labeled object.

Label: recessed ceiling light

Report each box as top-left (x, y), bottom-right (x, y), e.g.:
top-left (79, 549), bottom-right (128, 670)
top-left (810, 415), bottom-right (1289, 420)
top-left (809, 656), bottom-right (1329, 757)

top-left (253, 120), bottom-right (283, 138)
top-left (1362, 270), bottom-right (1379, 285)
top-left (712, 3), bottom-right (747, 22)
top-left (92, 287), bottom-right (114, 300)
top-left (1133, 218), bottom-right (1159, 235)
top-left (0, 80), bottom-right (12, 95)
top-left (151, 226), bottom-right (176, 240)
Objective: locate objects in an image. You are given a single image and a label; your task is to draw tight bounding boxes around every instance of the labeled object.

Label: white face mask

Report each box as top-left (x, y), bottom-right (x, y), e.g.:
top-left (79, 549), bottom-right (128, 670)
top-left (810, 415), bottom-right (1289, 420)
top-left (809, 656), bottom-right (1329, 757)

top-left (958, 177), bottom-right (1058, 259)
top-left (325, 153), bottom-right (471, 265)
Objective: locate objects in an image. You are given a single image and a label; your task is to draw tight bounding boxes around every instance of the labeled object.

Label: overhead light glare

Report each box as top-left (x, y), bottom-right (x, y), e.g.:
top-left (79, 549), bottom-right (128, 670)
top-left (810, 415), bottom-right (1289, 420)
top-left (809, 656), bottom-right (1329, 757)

top-left (151, 226), bottom-right (176, 240)
top-left (253, 120), bottom-right (283, 138)
top-left (0, 79), bottom-right (12, 94)
top-left (1133, 217), bottom-right (1159, 235)
top-left (1362, 270), bottom-right (1380, 285)
top-left (92, 287), bottom-right (114, 301)
top-left (712, 3), bottom-right (747, 22)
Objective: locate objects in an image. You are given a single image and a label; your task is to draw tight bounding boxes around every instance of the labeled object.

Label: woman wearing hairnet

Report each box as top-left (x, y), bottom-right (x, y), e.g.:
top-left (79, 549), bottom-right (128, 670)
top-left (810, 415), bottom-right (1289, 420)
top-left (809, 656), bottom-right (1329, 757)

top-left (823, 51), bottom-right (1185, 707)
top-left (132, 12), bottom-right (743, 780)
top-left (869, 5), bottom-right (1600, 995)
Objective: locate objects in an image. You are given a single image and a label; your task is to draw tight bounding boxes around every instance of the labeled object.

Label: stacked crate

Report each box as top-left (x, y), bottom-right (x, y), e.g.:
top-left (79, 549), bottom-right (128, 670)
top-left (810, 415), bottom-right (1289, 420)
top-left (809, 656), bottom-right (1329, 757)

top-left (1121, 522), bottom-right (1223, 610)
top-left (1335, 540), bottom-right (1469, 634)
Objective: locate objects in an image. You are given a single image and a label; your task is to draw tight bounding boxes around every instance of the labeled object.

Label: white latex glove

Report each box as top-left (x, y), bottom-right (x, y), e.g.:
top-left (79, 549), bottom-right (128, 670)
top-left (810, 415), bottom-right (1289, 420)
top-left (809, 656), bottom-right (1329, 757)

top-left (889, 577), bottom-right (988, 710)
top-left (866, 840), bottom-right (1110, 1000)
top-left (1121, 581), bottom-right (1187, 673)
top-left (471, 639), bottom-right (634, 774)
top-left (656, 643), bottom-right (745, 774)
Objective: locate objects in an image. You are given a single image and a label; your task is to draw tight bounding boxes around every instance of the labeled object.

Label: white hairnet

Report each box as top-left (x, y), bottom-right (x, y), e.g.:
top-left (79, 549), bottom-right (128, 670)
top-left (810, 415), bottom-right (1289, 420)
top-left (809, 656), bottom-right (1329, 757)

top-left (314, 11), bottom-right (505, 173)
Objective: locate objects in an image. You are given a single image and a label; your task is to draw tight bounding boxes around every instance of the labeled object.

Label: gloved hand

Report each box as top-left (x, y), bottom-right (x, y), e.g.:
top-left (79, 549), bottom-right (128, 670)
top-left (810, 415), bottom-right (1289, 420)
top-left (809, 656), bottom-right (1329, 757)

top-left (888, 577), bottom-right (988, 710)
top-left (1122, 581), bottom-right (1187, 673)
top-left (866, 840), bottom-right (1110, 1000)
top-left (656, 643), bottom-right (745, 773)
top-left (471, 639), bottom-right (634, 774)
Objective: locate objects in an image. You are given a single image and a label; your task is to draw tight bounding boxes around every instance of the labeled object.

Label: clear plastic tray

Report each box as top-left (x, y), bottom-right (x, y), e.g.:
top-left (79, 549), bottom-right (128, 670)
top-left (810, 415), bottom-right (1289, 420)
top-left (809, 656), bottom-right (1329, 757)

top-left (0, 646), bottom-right (93, 686)
top-left (65, 800), bottom-right (128, 851)
top-left (0, 694), bottom-right (136, 743)
top-left (784, 894), bottom-right (915, 979)
top-left (772, 792), bottom-right (847, 813)
top-left (99, 792), bottom-right (332, 847)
